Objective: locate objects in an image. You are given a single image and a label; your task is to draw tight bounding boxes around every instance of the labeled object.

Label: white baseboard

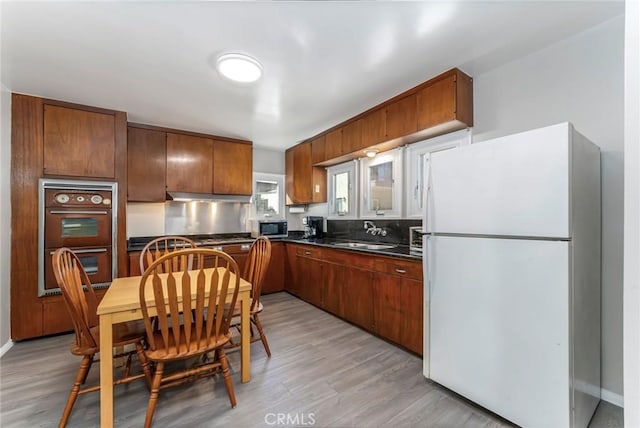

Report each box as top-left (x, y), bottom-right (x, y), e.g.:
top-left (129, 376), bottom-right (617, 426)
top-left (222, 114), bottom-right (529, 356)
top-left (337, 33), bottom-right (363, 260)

top-left (601, 388), bottom-right (624, 408)
top-left (0, 340), bottom-right (13, 358)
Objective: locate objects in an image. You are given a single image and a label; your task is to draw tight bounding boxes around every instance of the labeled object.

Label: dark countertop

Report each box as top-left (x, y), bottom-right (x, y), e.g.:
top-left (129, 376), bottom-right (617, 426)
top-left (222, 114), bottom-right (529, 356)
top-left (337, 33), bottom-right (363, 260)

top-left (128, 234), bottom-right (421, 261)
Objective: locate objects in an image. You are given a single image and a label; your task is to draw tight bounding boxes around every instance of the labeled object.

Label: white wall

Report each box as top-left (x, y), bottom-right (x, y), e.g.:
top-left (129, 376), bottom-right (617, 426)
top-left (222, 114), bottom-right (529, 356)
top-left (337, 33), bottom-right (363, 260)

top-left (254, 146), bottom-right (285, 175)
top-left (0, 82), bottom-right (12, 351)
top-left (624, 0), bottom-right (640, 424)
top-left (472, 16), bottom-right (625, 400)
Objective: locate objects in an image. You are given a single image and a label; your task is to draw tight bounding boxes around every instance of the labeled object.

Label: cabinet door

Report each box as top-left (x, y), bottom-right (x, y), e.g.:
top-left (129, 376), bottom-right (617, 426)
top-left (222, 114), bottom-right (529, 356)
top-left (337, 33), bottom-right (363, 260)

top-left (311, 135), bottom-right (326, 165)
top-left (342, 267), bottom-right (375, 330)
top-left (342, 119), bottom-right (363, 155)
top-left (43, 105), bottom-right (116, 178)
top-left (213, 140), bottom-right (252, 195)
top-left (361, 108), bottom-right (386, 147)
top-left (127, 127), bottom-right (166, 202)
top-left (297, 256), bottom-right (324, 306)
top-left (386, 94), bottom-right (417, 140)
top-left (166, 133), bottom-right (213, 193)
top-left (262, 242), bottom-right (285, 294)
top-left (129, 252), bottom-right (142, 277)
top-left (322, 262), bottom-right (344, 317)
top-left (373, 273), bottom-right (403, 344)
top-left (417, 74), bottom-right (456, 129)
top-left (401, 277), bottom-right (423, 355)
top-left (293, 143), bottom-right (313, 202)
top-left (285, 244), bottom-right (301, 295)
top-left (324, 128), bottom-right (343, 160)
top-left (285, 149), bottom-right (295, 205)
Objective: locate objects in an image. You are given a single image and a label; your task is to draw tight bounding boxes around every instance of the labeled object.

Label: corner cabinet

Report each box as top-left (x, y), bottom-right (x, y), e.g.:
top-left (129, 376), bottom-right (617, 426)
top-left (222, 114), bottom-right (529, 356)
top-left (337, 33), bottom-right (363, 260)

top-left (285, 142), bottom-right (327, 205)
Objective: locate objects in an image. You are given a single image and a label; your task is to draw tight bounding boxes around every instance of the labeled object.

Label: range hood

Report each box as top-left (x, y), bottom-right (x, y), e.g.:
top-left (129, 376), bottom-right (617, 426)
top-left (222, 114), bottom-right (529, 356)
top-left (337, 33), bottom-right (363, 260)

top-left (166, 192), bottom-right (252, 203)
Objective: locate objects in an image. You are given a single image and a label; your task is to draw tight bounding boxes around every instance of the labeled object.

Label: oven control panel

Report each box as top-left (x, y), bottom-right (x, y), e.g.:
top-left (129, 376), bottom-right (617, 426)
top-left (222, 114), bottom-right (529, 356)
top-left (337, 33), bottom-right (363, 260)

top-left (46, 189), bottom-right (112, 208)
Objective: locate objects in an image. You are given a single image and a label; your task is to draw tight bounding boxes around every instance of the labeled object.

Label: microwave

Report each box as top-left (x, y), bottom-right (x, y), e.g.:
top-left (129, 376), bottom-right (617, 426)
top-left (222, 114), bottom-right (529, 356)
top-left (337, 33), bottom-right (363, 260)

top-left (251, 220), bottom-right (288, 238)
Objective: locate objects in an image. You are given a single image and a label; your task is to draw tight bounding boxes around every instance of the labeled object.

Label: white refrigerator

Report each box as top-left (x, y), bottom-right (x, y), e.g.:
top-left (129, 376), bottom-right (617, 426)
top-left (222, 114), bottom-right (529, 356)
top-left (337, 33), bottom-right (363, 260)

top-left (422, 122), bottom-right (601, 428)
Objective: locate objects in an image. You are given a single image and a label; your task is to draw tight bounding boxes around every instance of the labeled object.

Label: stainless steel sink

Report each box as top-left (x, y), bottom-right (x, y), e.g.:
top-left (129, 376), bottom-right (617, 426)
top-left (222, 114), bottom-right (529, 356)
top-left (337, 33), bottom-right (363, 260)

top-left (333, 242), bottom-right (397, 250)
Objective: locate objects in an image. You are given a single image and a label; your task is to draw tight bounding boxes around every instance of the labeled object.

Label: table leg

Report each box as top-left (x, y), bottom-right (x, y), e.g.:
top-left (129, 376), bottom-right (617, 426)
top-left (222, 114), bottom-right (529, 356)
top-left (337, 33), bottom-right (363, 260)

top-left (241, 290), bottom-right (250, 383)
top-left (99, 314), bottom-right (114, 427)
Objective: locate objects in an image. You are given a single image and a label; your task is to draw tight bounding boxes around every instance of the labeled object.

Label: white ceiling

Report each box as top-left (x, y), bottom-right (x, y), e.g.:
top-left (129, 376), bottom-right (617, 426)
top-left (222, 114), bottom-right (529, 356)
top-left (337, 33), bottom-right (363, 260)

top-left (1, 1), bottom-right (623, 151)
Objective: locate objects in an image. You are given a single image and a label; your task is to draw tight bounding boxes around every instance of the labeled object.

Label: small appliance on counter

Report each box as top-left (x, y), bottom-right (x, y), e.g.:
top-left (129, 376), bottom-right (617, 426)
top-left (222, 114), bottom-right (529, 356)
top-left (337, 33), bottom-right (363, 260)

top-left (302, 216), bottom-right (324, 239)
top-left (409, 226), bottom-right (424, 255)
top-left (251, 219), bottom-right (288, 238)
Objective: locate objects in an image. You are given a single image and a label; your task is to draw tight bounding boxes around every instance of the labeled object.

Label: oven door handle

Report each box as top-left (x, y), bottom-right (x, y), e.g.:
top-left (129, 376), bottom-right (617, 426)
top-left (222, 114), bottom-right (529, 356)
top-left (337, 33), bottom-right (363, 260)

top-left (49, 248), bottom-right (109, 255)
top-left (49, 210), bottom-right (109, 215)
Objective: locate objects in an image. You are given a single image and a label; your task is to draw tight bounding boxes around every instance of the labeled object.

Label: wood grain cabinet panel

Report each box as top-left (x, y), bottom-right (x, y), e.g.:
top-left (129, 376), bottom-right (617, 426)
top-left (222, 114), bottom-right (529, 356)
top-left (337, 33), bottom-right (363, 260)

top-left (361, 108), bottom-right (386, 147)
top-left (324, 128), bottom-right (343, 160)
top-left (285, 143), bottom-right (326, 205)
top-left (166, 132), bottom-right (213, 193)
top-left (213, 140), bottom-right (252, 195)
top-left (322, 262), bottom-right (344, 318)
top-left (342, 119), bottom-right (363, 155)
top-left (417, 74), bottom-right (456, 129)
top-left (127, 127), bottom-right (166, 202)
top-left (262, 242), bottom-right (285, 294)
top-left (43, 105), bottom-right (116, 178)
top-left (311, 135), bottom-right (326, 165)
top-left (386, 94), bottom-right (417, 140)
top-left (401, 277), bottom-right (423, 354)
top-left (342, 267), bottom-right (375, 330)
top-left (129, 251), bottom-right (142, 277)
top-left (285, 244), bottom-right (301, 296)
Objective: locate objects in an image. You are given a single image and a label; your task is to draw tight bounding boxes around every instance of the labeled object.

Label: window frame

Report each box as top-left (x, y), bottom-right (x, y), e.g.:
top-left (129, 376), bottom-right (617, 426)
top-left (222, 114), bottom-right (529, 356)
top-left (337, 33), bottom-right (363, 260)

top-left (327, 160), bottom-right (358, 219)
top-left (252, 172), bottom-right (285, 219)
top-left (360, 147), bottom-right (403, 219)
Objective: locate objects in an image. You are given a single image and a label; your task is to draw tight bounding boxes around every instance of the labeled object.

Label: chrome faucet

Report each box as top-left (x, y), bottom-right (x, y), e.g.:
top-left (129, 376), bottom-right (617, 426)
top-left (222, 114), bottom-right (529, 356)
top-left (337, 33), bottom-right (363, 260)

top-left (364, 220), bottom-right (387, 236)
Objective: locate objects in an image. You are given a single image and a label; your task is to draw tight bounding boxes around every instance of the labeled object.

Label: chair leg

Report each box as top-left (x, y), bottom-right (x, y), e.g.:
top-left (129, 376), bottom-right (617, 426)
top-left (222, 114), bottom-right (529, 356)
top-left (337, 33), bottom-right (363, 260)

top-left (135, 343), bottom-right (154, 389)
top-left (59, 355), bottom-right (93, 428)
top-left (253, 314), bottom-right (271, 357)
top-left (144, 362), bottom-right (164, 428)
top-left (217, 349), bottom-right (236, 408)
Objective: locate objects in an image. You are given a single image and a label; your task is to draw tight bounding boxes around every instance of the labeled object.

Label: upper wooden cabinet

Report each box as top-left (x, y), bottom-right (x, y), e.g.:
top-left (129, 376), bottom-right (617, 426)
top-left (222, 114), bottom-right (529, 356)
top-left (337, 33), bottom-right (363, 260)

top-left (324, 128), bottom-right (343, 160)
top-left (417, 70), bottom-right (473, 129)
top-left (129, 124), bottom-right (253, 200)
top-left (285, 142), bottom-right (326, 205)
top-left (310, 135), bottom-right (326, 165)
top-left (166, 132), bottom-right (214, 193)
top-left (213, 140), bottom-right (252, 195)
top-left (307, 67), bottom-right (473, 167)
top-left (385, 94), bottom-right (417, 140)
top-left (127, 127), bottom-right (166, 202)
top-left (43, 105), bottom-right (116, 178)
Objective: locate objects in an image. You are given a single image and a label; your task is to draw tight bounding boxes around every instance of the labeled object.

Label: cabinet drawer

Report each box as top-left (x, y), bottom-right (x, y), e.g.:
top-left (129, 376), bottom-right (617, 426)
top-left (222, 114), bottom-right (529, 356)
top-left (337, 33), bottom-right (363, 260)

top-left (323, 248), bottom-right (375, 270)
top-left (295, 246), bottom-right (323, 259)
top-left (379, 259), bottom-right (422, 280)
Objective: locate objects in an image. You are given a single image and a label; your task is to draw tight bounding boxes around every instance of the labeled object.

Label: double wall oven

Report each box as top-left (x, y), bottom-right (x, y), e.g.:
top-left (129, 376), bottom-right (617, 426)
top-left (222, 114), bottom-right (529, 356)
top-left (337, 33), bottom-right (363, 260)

top-left (39, 179), bottom-right (118, 296)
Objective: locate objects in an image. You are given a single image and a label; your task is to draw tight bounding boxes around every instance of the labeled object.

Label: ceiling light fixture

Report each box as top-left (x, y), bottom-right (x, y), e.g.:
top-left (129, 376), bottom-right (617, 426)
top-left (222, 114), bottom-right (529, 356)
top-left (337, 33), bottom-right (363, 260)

top-left (365, 149), bottom-right (379, 158)
top-left (216, 53), bottom-right (263, 83)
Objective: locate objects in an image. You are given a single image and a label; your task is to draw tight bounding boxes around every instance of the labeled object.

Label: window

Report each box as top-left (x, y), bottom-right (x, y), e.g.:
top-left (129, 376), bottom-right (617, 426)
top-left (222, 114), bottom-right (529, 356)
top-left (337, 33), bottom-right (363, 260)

top-left (360, 148), bottom-right (403, 218)
top-left (253, 172), bottom-right (285, 218)
top-left (327, 161), bottom-right (357, 219)
top-left (405, 129), bottom-right (471, 218)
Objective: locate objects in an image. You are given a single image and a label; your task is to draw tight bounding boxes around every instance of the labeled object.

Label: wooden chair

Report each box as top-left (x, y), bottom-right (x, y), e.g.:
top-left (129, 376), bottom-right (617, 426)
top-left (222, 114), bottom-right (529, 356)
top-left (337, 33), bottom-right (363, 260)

top-left (139, 248), bottom-right (240, 428)
top-left (228, 236), bottom-right (272, 357)
top-left (139, 236), bottom-right (197, 274)
top-left (52, 248), bottom-right (153, 428)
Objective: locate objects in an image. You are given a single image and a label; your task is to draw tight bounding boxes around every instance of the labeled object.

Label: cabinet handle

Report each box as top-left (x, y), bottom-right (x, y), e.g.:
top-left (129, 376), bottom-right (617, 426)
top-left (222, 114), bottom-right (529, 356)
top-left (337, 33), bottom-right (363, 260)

top-left (240, 244), bottom-right (251, 251)
top-left (304, 251), bottom-right (311, 255)
top-left (395, 268), bottom-right (406, 274)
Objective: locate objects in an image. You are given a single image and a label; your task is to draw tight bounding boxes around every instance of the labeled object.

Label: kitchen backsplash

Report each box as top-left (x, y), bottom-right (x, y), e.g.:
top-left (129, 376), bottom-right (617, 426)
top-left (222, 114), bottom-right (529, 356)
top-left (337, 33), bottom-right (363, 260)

top-left (327, 219), bottom-right (421, 245)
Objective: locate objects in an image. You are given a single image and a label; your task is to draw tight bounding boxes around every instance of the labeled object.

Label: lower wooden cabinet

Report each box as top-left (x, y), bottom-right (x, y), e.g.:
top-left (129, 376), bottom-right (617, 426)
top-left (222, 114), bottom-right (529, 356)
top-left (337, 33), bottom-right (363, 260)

top-left (262, 242), bottom-right (285, 294)
top-left (285, 243), bottom-right (423, 355)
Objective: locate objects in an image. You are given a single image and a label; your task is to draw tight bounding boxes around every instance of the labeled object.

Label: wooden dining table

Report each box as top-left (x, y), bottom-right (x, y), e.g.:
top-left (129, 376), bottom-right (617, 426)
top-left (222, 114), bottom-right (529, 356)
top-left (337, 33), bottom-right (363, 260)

top-left (96, 268), bottom-right (252, 427)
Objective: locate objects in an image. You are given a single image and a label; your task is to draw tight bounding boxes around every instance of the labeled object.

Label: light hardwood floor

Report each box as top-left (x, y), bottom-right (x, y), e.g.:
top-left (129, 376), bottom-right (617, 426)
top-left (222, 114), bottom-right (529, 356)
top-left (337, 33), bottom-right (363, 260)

top-left (0, 292), bottom-right (623, 427)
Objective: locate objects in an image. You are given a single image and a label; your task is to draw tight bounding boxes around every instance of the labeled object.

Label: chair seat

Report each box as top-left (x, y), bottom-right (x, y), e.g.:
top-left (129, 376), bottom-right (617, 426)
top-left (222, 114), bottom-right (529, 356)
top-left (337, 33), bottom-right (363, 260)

top-left (145, 328), bottom-right (232, 361)
top-left (230, 299), bottom-right (263, 318)
top-left (70, 320), bottom-right (147, 356)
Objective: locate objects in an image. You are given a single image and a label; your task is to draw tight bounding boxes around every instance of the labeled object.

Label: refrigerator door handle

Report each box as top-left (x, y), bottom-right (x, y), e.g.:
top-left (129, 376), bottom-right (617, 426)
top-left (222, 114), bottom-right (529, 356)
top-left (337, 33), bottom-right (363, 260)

top-left (424, 156), bottom-right (432, 232)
